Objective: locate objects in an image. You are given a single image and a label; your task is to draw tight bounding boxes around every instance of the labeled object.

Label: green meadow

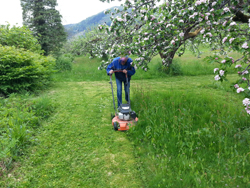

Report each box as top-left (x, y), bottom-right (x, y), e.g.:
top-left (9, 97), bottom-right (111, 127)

top-left (1, 48), bottom-right (249, 187)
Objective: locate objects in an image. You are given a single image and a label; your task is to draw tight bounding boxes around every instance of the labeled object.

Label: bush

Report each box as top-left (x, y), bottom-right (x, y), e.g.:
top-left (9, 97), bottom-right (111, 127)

top-left (55, 54), bottom-right (74, 72)
top-left (0, 45), bottom-right (56, 96)
top-left (0, 24), bottom-right (43, 54)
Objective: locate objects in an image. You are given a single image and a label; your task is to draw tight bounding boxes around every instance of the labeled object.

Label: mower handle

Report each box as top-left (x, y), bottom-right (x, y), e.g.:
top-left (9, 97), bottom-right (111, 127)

top-left (109, 70), bottom-right (127, 78)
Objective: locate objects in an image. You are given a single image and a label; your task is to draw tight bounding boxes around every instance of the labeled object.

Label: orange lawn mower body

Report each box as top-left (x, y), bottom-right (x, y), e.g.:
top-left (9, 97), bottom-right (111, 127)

top-left (109, 70), bottom-right (138, 131)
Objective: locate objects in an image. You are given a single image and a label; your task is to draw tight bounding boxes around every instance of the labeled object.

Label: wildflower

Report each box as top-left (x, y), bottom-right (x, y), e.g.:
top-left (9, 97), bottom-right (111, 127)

top-left (205, 16), bottom-right (208, 20)
top-left (214, 68), bottom-right (219, 73)
top-left (243, 98), bottom-right (250, 106)
top-left (237, 87), bottom-right (244, 93)
top-left (144, 16), bottom-right (148, 21)
top-left (144, 68), bottom-right (147, 71)
top-left (212, 2), bottom-right (216, 6)
top-left (210, 8), bottom-right (214, 12)
top-left (221, 60), bottom-right (226, 63)
top-left (179, 20), bottom-right (184, 23)
top-left (242, 42), bottom-right (249, 49)
top-left (223, 21), bottom-right (227, 26)
top-left (214, 75), bottom-right (220, 81)
top-left (235, 65), bottom-right (242, 68)
top-left (242, 77), bottom-right (247, 81)
top-left (171, 40), bottom-right (175, 45)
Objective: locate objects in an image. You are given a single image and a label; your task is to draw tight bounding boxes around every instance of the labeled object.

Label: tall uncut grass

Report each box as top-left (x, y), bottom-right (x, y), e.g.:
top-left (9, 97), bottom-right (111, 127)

top-left (129, 86), bottom-right (250, 187)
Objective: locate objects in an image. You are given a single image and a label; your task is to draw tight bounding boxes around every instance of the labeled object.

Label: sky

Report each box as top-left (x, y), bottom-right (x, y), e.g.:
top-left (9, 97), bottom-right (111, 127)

top-left (0, 0), bottom-right (127, 26)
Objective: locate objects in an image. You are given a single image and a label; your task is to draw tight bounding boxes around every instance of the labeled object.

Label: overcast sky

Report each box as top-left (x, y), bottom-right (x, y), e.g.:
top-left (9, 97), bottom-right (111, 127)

top-left (0, 0), bottom-right (126, 26)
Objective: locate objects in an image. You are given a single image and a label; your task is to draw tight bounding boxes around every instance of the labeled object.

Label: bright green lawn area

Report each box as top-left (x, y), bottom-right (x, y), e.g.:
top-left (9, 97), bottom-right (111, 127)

top-left (2, 49), bottom-right (249, 187)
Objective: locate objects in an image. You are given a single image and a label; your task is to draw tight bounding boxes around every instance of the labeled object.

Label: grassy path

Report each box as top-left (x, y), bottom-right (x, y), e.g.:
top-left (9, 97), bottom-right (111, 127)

top-left (6, 81), bottom-right (143, 187)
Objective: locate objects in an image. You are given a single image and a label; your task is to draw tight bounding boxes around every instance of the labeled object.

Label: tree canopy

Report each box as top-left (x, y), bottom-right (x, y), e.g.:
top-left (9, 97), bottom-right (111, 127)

top-left (95, 0), bottom-right (250, 114)
top-left (20, 0), bottom-right (67, 55)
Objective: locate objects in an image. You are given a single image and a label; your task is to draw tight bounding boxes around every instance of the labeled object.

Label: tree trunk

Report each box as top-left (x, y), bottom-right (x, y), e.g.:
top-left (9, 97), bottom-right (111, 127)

top-left (159, 47), bottom-right (179, 67)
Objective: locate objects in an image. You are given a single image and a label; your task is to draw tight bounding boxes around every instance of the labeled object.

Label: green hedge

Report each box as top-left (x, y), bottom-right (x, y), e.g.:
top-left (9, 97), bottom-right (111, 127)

top-left (0, 24), bottom-right (42, 53)
top-left (0, 45), bottom-right (56, 95)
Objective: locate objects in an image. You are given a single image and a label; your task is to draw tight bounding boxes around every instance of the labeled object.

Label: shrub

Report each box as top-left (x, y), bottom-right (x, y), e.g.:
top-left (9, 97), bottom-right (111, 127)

top-left (0, 24), bottom-right (42, 54)
top-left (0, 45), bottom-right (56, 96)
top-left (55, 54), bottom-right (74, 72)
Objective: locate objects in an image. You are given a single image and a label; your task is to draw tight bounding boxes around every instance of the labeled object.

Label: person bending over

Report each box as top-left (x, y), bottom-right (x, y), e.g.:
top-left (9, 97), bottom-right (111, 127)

top-left (106, 55), bottom-right (136, 107)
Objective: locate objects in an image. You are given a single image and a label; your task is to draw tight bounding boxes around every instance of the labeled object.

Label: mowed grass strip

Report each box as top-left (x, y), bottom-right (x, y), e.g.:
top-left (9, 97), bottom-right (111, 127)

top-left (4, 81), bottom-right (143, 188)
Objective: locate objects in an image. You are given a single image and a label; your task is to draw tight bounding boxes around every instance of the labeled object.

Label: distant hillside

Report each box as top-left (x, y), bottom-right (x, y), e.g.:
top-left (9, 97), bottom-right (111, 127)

top-left (64, 6), bottom-right (122, 39)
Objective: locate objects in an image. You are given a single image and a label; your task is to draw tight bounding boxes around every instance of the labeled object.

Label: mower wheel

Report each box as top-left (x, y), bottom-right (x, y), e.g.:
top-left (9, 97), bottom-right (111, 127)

top-left (114, 122), bottom-right (119, 131)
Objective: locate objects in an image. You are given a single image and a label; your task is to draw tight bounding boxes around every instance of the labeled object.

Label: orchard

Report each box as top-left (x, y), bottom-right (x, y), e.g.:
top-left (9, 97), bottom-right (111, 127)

top-left (95, 0), bottom-right (250, 114)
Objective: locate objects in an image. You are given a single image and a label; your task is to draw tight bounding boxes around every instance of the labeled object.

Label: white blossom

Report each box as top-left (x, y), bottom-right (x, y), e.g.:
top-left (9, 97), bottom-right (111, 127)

top-left (242, 42), bottom-right (249, 49)
top-left (237, 88), bottom-right (244, 93)
top-left (223, 7), bottom-right (230, 12)
top-left (179, 32), bottom-right (184, 37)
top-left (214, 75), bottom-right (220, 81)
top-left (214, 68), bottom-right (219, 73)
top-left (229, 22), bottom-right (237, 26)
top-left (219, 70), bottom-right (225, 76)
top-left (229, 38), bottom-right (235, 44)
top-left (243, 98), bottom-right (250, 106)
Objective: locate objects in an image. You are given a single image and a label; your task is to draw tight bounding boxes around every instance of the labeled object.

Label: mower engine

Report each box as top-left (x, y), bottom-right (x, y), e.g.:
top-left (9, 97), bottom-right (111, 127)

top-left (117, 104), bottom-right (137, 121)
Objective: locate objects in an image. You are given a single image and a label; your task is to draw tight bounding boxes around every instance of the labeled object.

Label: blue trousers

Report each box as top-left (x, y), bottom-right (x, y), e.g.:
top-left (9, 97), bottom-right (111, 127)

top-left (116, 78), bottom-right (130, 107)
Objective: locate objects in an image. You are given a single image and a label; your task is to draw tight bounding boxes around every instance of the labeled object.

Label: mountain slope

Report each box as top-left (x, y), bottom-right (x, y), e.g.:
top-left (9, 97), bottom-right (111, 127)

top-left (64, 6), bottom-right (122, 38)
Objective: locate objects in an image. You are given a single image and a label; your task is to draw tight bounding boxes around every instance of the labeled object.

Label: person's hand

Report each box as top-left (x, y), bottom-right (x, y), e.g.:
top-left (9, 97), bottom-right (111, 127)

top-left (123, 69), bottom-right (127, 74)
top-left (109, 70), bottom-right (114, 74)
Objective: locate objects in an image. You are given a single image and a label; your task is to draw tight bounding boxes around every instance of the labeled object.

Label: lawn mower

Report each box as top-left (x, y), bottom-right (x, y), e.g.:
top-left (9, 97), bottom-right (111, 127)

top-left (109, 70), bottom-right (138, 131)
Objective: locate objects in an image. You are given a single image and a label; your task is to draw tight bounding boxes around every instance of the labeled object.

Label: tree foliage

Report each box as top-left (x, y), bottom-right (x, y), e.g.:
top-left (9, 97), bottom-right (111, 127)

top-left (94, 0), bottom-right (250, 114)
top-left (20, 0), bottom-right (67, 55)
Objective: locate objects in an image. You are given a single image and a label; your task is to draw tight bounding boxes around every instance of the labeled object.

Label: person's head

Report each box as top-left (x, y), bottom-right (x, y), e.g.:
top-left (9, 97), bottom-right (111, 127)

top-left (120, 55), bottom-right (128, 65)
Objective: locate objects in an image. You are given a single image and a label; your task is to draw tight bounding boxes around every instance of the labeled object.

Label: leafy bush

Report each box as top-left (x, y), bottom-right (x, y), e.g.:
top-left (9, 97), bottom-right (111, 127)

top-left (0, 24), bottom-right (42, 54)
top-left (55, 54), bottom-right (74, 72)
top-left (0, 45), bottom-right (56, 96)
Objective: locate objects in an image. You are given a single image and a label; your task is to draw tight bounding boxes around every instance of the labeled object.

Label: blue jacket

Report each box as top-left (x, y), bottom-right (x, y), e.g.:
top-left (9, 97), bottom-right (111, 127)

top-left (106, 57), bottom-right (136, 82)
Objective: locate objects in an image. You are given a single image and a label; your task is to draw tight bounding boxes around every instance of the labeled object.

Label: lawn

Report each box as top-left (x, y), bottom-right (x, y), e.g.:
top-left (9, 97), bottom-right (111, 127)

top-left (1, 49), bottom-right (249, 187)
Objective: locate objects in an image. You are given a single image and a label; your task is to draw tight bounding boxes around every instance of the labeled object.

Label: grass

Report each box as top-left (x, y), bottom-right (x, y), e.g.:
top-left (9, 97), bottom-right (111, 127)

top-left (1, 48), bottom-right (249, 187)
top-left (129, 85), bottom-right (249, 187)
